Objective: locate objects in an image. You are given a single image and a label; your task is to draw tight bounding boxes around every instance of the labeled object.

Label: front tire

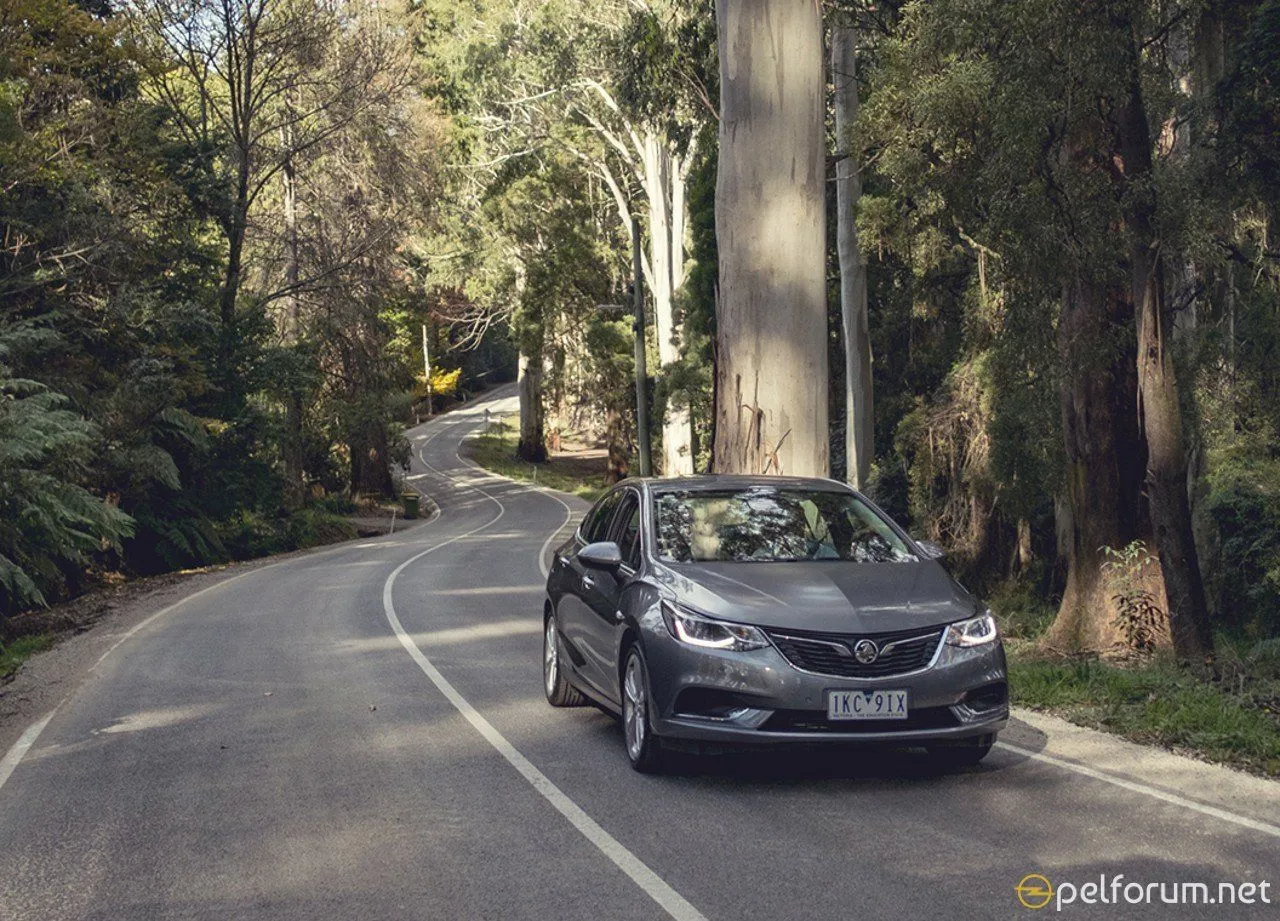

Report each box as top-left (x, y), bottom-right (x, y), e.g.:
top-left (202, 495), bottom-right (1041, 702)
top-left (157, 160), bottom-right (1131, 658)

top-left (544, 613), bottom-right (586, 707)
top-left (621, 647), bottom-right (665, 773)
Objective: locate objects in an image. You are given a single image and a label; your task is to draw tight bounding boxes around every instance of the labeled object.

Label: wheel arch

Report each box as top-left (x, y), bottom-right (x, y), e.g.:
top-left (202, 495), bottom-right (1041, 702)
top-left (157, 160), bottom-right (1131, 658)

top-left (617, 625), bottom-right (640, 689)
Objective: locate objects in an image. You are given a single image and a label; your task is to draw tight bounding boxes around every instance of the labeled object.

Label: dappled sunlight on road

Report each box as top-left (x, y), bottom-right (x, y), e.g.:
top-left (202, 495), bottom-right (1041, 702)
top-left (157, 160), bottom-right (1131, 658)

top-left (338, 619), bottom-right (540, 656)
top-left (92, 703), bottom-right (222, 736)
top-left (429, 585), bottom-right (545, 597)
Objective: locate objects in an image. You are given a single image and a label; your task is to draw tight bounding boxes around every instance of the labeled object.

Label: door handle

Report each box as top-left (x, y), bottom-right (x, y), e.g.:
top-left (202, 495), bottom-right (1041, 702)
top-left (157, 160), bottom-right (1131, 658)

top-left (582, 574), bottom-right (596, 591)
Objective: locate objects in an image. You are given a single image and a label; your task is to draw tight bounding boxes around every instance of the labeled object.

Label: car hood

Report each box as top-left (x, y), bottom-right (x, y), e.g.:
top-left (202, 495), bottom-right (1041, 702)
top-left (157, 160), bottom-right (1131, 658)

top-left (652, 560), bottom-right (978, 634)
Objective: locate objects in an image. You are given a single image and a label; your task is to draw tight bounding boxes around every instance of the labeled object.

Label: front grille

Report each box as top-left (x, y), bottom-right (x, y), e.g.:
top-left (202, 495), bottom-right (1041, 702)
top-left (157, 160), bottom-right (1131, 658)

top-left (765, 625), bottom-right (944, 678)
top-left (762, 706), bottom-right (958, 734)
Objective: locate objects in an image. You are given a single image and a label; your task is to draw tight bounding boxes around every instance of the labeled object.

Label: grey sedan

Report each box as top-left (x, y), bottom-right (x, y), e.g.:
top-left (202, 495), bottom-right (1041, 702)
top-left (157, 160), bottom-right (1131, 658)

top-left (542, 476), bottom-right (1008, 772)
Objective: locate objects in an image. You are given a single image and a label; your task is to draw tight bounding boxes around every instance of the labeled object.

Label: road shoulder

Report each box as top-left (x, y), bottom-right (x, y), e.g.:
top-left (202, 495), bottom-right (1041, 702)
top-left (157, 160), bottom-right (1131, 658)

top-left (1005, 707), bottom-right (1280, 830)
top-left (0, 526), bottom-right (422, 759)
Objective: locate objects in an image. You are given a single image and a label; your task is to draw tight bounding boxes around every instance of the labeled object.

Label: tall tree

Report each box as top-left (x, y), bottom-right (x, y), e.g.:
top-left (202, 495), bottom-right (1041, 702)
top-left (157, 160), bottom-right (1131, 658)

top-left (1111, 8), bottom-right (1213, 658)
top-left (832, 13), bottom-right (873, 489)
top-left (129, 0), bottom-right (404, 379)
top-left (713, 0), bottom-right (829, 477)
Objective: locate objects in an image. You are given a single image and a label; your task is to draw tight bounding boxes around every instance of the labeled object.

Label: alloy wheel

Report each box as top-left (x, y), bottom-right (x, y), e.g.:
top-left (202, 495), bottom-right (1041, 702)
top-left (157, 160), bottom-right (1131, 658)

top-left (544, 617), bottom-right (559, 698)
top-left (623, 653), bottom-right (647, 761)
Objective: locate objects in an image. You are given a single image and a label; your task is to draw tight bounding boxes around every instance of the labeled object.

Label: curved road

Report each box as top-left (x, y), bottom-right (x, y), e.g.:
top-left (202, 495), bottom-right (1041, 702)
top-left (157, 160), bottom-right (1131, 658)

top-left (1, 388), bottom-right (1276, 920)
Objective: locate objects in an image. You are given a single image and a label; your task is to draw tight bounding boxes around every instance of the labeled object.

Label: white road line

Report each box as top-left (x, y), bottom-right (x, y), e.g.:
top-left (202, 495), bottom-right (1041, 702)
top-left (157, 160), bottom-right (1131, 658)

top-left (0, 713), bottom-right (53, 791)
top-left (393, 413), bottom-right (707, 921)
top-left (995, 741), bottom-right (1280, 840)
top-left (452, 429), bottom-right (576, 578)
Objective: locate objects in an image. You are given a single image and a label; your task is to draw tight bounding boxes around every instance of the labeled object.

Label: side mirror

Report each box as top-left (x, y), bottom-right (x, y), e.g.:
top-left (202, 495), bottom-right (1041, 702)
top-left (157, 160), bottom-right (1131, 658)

top-left (579, 541), bottom-right (624, 570)
top-left (916, 539), bottom-right (946, 561)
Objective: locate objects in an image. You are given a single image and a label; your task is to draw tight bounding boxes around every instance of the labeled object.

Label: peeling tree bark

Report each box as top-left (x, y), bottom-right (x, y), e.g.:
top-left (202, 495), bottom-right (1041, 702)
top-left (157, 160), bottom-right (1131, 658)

top-left (712, 0), bottom-right (829, 477)
top-left (517, 347), bottom-right (547, 463)
top-left (832, 17), bottom-right (872, 489)
top-left (1114, 24), bottom-right (1213, 660)
top-left (1046, 277), bottom-right (1146, 652)
top-left (639, 135), bottom-right (694, 476)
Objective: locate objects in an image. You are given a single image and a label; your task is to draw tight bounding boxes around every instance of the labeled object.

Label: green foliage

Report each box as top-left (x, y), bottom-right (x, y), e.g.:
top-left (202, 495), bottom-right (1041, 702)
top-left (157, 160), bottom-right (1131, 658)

top-left (664, 136), bottom-right (717, 472)
top-left (1219, 0), bottom-right (1280, 207)
top-left (0, 320), bottom-right (135, 611)
top-left (1010, 654), bottom-right (1280, 776)
top-left (284, 508), bottom-right (358, 550)
top-left (468, 416), bottom-right (607, 500)
top-left (1199, 443), bottom-right (1280, 637)
top-left (214, 507), bottom-right (355, 561)
top-left (0, 0), bottom-right (427, 620)
top-left (1101, 542), bottom-right (1167, 653)
top-left (987, 579), bottom-right (1057, 641)
top-left (0, 371), bottom-right (135, 611)
top-left (0, 634), bottom-right (56, 681)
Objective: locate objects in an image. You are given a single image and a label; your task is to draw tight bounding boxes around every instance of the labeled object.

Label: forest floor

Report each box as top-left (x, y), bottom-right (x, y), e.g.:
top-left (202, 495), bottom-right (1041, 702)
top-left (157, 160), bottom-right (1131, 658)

top-left (1007, 643), bottom-right (1280, 778)
top-left (463, 414), bottom-right (609, 501)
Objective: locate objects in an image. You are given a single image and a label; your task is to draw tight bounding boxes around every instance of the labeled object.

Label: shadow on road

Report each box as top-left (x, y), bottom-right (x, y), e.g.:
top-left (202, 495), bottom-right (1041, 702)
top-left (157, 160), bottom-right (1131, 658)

top-left (569, 709), bottom-right (1052, 786)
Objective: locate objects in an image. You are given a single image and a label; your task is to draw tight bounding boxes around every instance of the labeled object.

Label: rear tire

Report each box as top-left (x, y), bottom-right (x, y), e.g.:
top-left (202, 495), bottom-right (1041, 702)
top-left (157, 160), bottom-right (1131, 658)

top-left (544, 613), bottom-right (586, 707)
top-left (927, 734), bottom-right (995, 770)
top-left (621, 647), bottom-right (665, 773)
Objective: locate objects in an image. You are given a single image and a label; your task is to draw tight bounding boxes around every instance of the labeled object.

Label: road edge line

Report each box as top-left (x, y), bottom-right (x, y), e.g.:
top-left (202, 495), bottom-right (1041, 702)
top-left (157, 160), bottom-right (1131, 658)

top-left (995, 740), bottom-right (1280, 840)
top-left (0, 713), bottom-right (54, 791)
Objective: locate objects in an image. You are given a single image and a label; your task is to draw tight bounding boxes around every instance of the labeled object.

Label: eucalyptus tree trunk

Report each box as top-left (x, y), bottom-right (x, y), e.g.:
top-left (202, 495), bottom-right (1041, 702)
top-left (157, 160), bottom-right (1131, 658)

top-left (712, 0), bottom-right (829, 477)
top-left (281, 106), bottom-right (305, 509)
top-left (1046, 278), bottom-right (1145, 651)
top-left (832, 18), bottom-right (872, 489)
top-left (517, 348), bottom-right (547, 463)
top-left (1115, 29), bottom-right (1213, 661)
top-left (642, 134), bottom-right (694, 476)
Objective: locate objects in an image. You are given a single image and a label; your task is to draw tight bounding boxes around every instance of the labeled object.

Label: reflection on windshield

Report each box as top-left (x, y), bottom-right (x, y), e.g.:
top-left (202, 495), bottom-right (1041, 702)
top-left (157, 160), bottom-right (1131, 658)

top-left (653, 488), bottom-right (918, 564)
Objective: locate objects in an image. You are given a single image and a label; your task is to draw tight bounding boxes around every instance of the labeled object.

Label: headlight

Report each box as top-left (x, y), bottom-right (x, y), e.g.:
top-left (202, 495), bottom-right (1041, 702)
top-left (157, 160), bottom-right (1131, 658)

top-left (945, 611), bottom-right (999, 647)
top-left (661, 601), bottom-right (768, 651)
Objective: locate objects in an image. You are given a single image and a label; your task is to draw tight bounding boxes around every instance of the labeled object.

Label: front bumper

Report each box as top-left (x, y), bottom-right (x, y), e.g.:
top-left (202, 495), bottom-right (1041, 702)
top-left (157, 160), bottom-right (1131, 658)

top-left (644, 625), bottom-right (1008, 749)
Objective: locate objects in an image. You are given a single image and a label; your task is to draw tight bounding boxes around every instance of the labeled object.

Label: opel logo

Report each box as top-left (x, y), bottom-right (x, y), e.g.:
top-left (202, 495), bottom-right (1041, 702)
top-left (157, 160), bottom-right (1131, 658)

top-left (852, 639), bottom-right (879, 664)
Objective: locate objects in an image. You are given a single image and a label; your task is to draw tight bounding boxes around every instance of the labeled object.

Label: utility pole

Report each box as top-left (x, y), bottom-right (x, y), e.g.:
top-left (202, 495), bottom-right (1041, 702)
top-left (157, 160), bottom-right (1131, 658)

top-left (632, 218), bottom-right (652, 477)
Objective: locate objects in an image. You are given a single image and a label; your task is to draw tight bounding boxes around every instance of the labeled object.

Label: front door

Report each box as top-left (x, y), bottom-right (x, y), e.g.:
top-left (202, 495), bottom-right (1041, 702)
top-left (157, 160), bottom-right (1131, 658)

top-left (580, 489), bottom-right (642, 704)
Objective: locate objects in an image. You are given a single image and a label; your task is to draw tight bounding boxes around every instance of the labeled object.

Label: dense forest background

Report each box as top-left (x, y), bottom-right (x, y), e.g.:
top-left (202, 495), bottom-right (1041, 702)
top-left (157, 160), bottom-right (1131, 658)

top-left (3, 0), bottom-right (1279, 677)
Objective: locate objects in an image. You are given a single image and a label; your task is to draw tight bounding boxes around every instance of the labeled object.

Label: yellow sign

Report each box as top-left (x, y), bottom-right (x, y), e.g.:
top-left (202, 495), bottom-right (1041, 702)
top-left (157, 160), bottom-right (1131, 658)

top-left (1017, 874), bottom-right (1055, 910)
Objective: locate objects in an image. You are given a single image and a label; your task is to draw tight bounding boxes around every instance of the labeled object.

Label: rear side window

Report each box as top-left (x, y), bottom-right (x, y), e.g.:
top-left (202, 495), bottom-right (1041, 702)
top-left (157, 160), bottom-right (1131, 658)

top-left (581, 492), bottom-right (621, 543)
top-left (611, 492), bottom-right (642, 569)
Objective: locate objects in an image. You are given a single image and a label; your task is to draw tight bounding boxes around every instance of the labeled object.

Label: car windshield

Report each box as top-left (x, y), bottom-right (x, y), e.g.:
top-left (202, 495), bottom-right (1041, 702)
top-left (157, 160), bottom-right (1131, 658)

top-left (652, 487), bottom-right (919, 564)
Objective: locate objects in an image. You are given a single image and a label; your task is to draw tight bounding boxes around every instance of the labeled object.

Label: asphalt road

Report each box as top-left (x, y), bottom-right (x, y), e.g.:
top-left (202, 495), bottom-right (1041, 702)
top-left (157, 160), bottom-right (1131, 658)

top-left (1, 388), bottom-right (1276, 921)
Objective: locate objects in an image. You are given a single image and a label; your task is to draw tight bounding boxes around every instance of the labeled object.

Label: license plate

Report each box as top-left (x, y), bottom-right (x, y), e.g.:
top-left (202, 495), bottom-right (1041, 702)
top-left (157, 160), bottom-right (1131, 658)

top-left (827, 689), bottom-right (909, 720)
